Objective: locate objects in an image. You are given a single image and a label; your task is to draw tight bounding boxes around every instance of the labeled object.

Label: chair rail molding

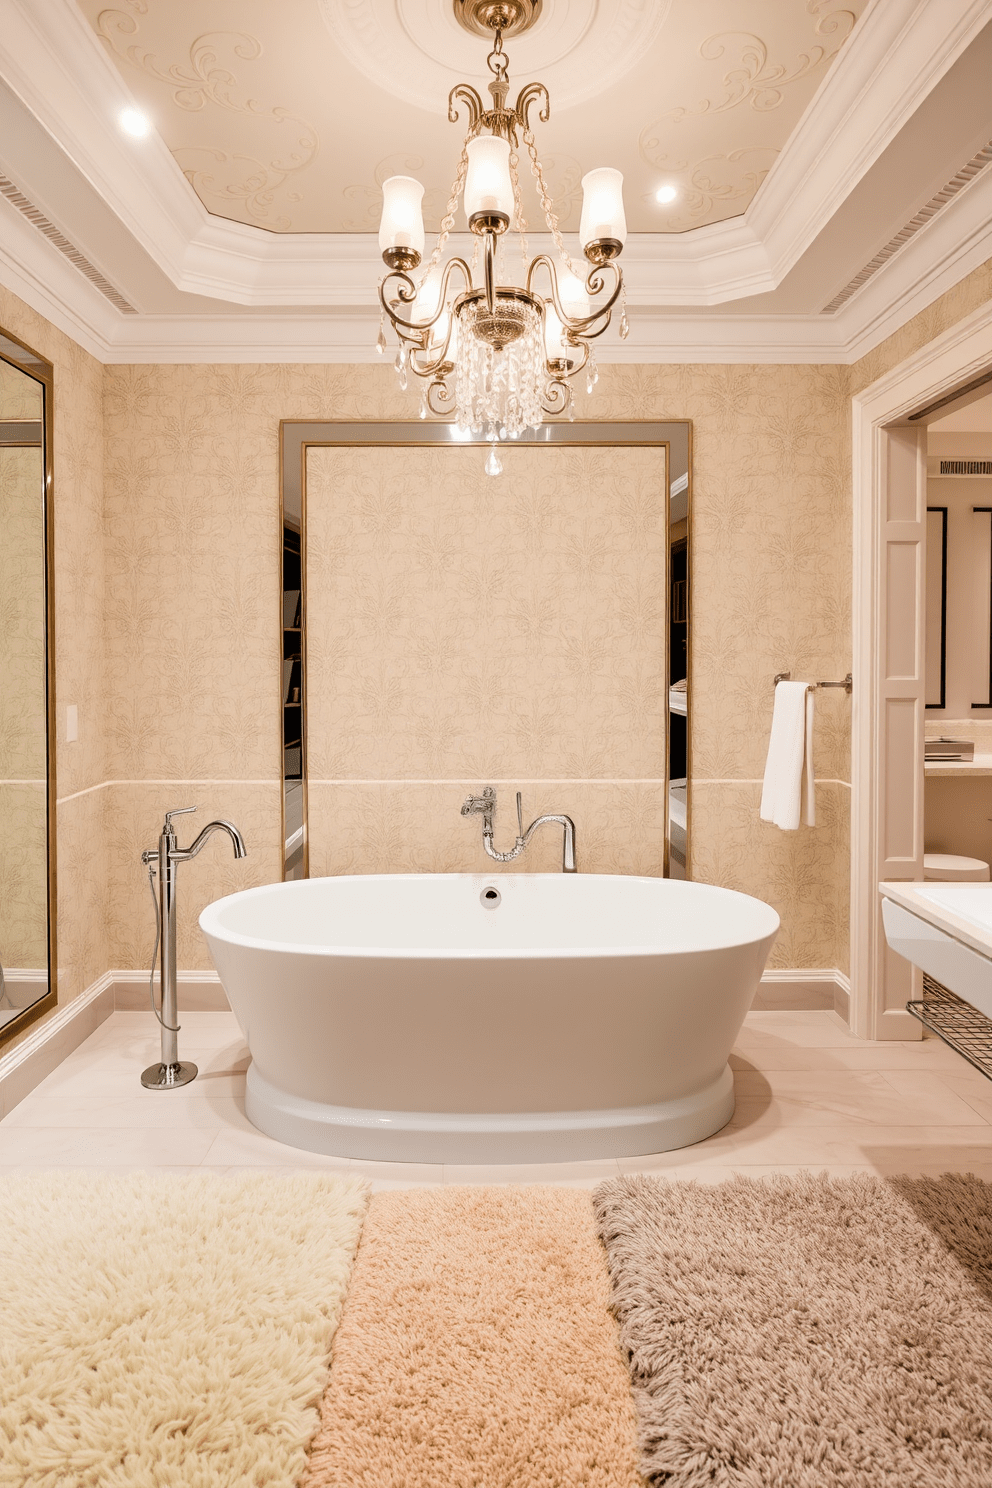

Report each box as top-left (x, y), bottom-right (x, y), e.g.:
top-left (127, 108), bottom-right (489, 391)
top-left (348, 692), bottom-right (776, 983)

top-left (851, 294), bottom-right (992, 1039)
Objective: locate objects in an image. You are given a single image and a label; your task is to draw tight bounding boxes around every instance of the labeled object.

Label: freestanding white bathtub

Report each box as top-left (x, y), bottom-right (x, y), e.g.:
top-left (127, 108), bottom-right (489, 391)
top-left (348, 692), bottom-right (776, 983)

top-left (200, 873), bottom-right (779, 1163)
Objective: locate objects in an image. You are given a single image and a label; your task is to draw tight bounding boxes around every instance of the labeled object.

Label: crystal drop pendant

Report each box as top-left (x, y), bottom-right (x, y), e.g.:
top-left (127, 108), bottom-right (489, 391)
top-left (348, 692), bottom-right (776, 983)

top-left (418, 391), bottom-right (428, 419)
top-left (619, 310), bottom-right (630, 340)
top-left (376, 323), bottom-right (387, 355)
top-left (398, 364), bottom-right (408, 391)
top-left (485, 442), bottom-right (503, 477)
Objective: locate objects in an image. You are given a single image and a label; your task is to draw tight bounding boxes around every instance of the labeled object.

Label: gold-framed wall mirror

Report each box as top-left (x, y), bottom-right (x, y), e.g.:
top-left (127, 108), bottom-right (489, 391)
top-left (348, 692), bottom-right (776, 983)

top-left (280, 421), bottom-right (690, 882)
top-left (0, 327), bottom-right (56, 1046)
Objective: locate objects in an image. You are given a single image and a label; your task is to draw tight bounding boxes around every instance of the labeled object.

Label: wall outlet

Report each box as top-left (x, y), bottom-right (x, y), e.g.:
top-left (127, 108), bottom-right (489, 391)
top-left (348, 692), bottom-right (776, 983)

top-left (66, 704), bottom-right (78, 742)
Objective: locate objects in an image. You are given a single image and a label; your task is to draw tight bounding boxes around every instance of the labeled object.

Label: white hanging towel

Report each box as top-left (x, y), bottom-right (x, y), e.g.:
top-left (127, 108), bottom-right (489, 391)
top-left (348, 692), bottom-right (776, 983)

top-left (760, 681), bottom-right (815, 830)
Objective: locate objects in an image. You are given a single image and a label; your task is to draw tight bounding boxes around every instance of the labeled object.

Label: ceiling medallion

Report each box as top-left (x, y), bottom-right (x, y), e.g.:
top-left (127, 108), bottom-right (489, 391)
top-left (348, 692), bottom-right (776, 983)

top-left (376, 1), bottom-right (628, 473)
top-left (452, 1), bottom-right (542, 38)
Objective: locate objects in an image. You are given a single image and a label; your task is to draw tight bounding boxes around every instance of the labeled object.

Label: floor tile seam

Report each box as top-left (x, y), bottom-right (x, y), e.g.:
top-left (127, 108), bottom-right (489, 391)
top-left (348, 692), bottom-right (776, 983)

top-left (872, 1067), bottom-right (992, 1119)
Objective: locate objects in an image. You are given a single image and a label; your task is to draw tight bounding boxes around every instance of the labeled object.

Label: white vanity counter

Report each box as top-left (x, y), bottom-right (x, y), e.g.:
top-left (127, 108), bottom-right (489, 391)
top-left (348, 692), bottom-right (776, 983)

top-left (880, 880), bottom-right (992, 957)
top-left (925, 753), bottom-right (992, 777)
top-left (880, 880), bottom-right (992, 1018)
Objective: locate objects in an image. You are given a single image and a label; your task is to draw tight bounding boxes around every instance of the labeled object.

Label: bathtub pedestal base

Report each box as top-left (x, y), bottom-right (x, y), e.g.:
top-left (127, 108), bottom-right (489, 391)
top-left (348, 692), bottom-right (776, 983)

top-left (245, 1062), bottom-right (735, 1164)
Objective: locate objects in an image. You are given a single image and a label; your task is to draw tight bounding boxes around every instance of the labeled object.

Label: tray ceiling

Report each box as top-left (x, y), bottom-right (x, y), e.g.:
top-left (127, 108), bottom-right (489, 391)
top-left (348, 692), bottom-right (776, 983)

top-left (77, 0), bottom-right (868, 236)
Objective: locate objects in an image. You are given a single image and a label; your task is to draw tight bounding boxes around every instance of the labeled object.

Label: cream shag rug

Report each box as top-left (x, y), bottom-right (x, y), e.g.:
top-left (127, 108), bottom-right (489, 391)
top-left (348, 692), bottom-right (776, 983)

top-left (304, 1186), bottom-right (645, 1488)
top-left (0, 1172), bottom-right (369, 1488)
top-left (594, 1172), bottom-right (992, 1488)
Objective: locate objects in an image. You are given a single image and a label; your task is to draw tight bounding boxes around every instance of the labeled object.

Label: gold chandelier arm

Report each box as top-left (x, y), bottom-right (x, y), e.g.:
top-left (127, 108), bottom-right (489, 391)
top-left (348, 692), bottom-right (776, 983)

top-left (380, 257), bottom-right (473, 335)
top-left (448, 84), bottom-right (484, 129)
top-left (426, 379), bottom-right (456, 416)
top-left (514, 83), bottom-right (550, 132)
top-left (526, 254), bottom-right (623, 338)
top-left (409, 315), bottom-right (456, 379)
top-left (541, 377), bottom-right (572, 417)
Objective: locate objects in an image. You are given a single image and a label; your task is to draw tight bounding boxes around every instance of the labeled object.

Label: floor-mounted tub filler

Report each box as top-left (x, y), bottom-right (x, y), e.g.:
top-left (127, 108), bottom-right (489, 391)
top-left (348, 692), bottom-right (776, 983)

top-left (200, 874), bottom-right (779, 1163)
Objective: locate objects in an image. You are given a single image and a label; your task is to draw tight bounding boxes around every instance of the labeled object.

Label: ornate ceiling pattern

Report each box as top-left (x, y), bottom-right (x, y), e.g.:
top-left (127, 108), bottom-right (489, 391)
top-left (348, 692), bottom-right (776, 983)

top-left (80, 0), bottom-right (868, 235)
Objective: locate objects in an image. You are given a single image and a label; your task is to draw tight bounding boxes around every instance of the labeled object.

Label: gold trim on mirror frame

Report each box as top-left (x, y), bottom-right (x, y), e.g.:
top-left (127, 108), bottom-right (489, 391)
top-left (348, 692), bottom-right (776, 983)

top-left (278, 419), bottom-right (691, 882)
top-left (0, 324), bottom-right (57, 1048)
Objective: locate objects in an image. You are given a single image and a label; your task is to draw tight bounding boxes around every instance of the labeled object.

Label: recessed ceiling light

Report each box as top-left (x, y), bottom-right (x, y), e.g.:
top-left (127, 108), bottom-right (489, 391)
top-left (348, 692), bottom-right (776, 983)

top-left (119, 108), bottom-right (150, 138)
top-left (656, 185), bottom-right (678, 204)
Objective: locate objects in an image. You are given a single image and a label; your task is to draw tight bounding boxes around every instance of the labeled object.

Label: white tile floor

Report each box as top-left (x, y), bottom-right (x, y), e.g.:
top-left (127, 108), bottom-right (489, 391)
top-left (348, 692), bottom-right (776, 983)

top-left (1, 1009), bottom-right (990, 1188)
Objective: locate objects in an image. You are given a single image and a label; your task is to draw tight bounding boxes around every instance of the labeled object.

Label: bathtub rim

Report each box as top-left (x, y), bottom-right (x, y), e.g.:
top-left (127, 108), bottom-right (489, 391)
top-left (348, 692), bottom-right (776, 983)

top-left (199, 872), bottom-right (781, 961)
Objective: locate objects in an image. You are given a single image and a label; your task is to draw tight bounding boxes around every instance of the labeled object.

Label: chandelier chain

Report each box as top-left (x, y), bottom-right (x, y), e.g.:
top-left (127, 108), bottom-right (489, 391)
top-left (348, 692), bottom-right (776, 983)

top-left (487, 27), bottom-right (509, 82)
top-left (508, 144), bottom-right (530, 272)
top-left (422, 131), bottom-right (478, 281)
top-left (523, 129), bottom-right (583, 279)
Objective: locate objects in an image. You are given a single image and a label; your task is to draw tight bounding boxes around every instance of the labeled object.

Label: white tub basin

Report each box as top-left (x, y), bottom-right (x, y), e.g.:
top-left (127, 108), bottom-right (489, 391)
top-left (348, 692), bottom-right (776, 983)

top-left (200, 873), bottom-right (779, 1163)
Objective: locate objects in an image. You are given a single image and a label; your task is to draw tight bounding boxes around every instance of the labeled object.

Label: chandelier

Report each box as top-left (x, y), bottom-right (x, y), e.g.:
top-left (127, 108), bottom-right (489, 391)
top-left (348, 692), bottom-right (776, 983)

top-left (376, 0), bottom-right (628, 474)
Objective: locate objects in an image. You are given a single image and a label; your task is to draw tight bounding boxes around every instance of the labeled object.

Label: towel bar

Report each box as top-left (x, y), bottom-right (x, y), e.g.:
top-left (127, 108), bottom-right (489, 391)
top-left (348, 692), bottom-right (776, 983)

top-left (774, 671), bottom-right (852, 693)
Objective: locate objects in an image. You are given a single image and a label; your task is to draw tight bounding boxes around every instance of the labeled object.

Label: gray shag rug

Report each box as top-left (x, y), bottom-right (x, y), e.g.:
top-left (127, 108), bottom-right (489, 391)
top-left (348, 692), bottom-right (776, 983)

top-left (594, 1172), bottom-right (992, 1488)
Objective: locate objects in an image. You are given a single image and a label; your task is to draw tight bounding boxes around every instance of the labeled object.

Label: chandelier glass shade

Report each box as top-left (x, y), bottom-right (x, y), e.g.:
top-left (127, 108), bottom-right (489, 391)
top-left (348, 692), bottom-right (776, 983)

top-left (376, 2), bottom-right (628, 467)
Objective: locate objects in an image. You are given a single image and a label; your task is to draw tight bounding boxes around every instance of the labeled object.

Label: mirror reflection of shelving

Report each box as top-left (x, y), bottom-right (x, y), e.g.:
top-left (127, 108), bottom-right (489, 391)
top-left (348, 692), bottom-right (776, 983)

top-left (282, 514), bottom-right (305, 879)
top-left (668, 471), bottom-right (689, 880)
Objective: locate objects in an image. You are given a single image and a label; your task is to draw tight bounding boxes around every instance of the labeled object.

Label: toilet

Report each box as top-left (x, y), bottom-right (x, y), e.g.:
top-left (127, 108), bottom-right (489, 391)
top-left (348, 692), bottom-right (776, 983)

top-left (923, 853), bottom-right (991, 882)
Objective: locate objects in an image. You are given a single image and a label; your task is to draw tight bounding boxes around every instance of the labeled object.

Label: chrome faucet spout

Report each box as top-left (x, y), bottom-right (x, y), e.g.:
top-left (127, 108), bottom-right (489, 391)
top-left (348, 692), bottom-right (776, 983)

top-left (521, 813), bottom-right (577, 872)
top-left (172, 819), bottom-right (248, 863)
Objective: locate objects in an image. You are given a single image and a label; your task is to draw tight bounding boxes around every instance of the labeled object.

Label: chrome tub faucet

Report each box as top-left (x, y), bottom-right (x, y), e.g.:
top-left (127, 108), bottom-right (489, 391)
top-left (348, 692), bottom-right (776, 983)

top-left (461, 786), bottom-right (576, 872)
top-left (139, 806), bottom-right (247, 1090)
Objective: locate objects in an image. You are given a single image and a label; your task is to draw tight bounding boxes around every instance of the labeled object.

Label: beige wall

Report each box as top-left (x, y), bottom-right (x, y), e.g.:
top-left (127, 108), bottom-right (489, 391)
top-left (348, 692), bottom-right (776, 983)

top-left (102, 362), bottom-right (852, 972)
top-left (0, 287), bottom-right (105, 1026)
top-left (305, 443), bottom-right (669, 877)
top-left (0, 249), bottom-right (989, 1046)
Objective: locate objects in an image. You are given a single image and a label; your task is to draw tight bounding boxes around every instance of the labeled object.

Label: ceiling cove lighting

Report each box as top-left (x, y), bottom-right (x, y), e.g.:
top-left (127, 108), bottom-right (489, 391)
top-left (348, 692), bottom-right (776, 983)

top-left (119, 108), bottom-right (150, 138)
top-left (376, 0), bottom-right (627, 473)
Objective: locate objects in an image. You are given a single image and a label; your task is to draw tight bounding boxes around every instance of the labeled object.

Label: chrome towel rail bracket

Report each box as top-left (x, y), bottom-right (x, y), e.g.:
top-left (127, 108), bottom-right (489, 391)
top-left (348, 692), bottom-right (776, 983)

top-left (774, 671), bottom-right (852, 693)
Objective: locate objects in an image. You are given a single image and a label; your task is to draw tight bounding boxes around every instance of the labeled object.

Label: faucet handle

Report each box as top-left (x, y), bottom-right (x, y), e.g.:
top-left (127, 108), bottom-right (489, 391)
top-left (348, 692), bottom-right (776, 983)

top-left (461, 787), bottom-right (496, 817)
top-left (164, 805), bottom-right (197, 833)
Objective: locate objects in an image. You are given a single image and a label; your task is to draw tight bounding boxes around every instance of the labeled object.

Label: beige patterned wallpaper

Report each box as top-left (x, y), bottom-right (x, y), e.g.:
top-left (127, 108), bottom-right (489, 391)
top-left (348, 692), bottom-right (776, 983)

top-left (305, 443), bottom-right (668, 877)
top-left (100, 361), bottom-right (852, 973)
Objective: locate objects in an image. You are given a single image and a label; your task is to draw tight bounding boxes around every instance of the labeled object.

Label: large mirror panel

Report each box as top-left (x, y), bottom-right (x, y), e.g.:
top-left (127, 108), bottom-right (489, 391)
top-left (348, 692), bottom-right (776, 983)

top-left (0, 328), bottom-right (55, 1042)
top-left (281, 421), bottom-right (690, 880)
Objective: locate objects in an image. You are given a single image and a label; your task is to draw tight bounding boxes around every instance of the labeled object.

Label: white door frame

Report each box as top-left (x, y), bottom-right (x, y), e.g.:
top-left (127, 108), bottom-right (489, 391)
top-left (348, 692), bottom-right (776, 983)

top-left (851, 298), bottom-right (992, 1039)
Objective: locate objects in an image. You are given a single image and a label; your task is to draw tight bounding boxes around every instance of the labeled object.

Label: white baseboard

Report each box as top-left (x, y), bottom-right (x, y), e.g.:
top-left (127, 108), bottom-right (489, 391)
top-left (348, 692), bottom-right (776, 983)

top-left (0, 972), bottom-right (114, 1119)
top-left (756, 968), bottom-right (850, 1019)
top-left (112, 970), bottom-right (229, 1012)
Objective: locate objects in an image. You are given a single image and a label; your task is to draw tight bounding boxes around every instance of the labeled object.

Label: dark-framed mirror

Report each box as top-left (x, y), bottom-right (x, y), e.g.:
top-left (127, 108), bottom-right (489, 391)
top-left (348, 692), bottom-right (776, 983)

top-left (280, 420), bottom-right (690, 882)
top-left (0, 327), bottom-right (56, 1045)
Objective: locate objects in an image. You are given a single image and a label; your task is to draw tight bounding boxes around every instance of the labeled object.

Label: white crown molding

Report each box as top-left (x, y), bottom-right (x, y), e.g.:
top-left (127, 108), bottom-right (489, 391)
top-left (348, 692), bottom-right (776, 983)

top-left (0, 0), bottom-right (989, 310)
top-left (749, 0), bottom-right (992, 283)
top-left (2, 164), bottom-right (991, 366)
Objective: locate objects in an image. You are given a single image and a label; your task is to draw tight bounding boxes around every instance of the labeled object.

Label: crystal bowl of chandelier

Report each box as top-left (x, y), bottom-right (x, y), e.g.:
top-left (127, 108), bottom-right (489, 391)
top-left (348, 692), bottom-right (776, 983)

top-left (376, 134), bottom-right (627, 452)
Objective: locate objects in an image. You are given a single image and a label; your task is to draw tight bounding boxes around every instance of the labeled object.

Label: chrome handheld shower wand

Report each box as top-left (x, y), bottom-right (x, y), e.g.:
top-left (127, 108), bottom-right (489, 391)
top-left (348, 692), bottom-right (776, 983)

top-left (139, 806), bottom-right (247, 1090)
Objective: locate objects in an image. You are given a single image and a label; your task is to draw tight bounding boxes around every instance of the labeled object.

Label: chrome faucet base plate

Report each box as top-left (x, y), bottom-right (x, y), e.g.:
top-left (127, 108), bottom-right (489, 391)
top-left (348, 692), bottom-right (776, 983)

top-left (140, 1060), bottom-right (198, 1090)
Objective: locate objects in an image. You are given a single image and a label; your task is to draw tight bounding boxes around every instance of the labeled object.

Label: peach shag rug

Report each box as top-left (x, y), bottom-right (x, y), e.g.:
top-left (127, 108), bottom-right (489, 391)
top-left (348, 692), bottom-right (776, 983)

top-left (594, 1171), bottom-right (992, 1488)
top-left (303, 1185), bottom-right (645, 1488)
top-left (0, 1172), bottom-right (369, 1488)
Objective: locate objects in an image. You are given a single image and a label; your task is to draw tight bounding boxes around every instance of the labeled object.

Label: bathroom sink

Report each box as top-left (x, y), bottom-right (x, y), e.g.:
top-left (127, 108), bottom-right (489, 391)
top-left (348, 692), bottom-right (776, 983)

top-left (880, 881), bottom-right (992, 1020)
